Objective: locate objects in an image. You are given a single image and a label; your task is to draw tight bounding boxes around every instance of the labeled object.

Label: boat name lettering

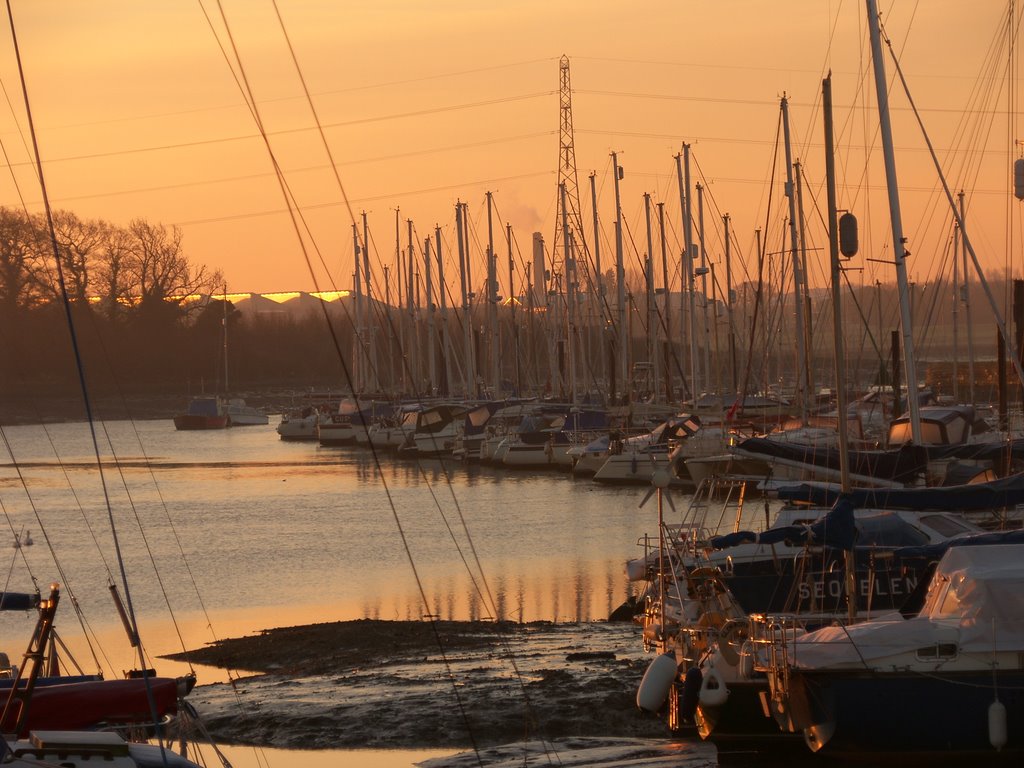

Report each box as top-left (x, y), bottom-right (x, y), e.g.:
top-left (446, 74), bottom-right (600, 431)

top-left (797, 574), bottom-right (917, 601)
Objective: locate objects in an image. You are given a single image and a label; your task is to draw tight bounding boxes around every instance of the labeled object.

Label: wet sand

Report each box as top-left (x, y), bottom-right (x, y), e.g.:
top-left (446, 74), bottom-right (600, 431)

top-left (167, 619), bottom-right (680, 750)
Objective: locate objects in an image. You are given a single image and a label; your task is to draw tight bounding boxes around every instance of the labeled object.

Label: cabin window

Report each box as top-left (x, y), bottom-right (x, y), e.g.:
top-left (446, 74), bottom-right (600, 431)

top-left (920, 574), bottom-right (950, 615)
top-left (934, 573), bottom-right (966, 617)
top-left (917, 514), bottom-right (973, 538)
top-left (919, 422), bottom-right (945, 444)
top-left (916, 643), bottom-right (958, 660)
top-left (889, 421), bottom-right (913, 446)
top-left (946, 420), bottom-right (968, 444)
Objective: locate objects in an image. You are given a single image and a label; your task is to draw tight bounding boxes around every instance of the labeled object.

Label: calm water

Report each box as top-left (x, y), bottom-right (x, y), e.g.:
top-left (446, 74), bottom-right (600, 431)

top-left (0, 418), bottom-right (693, 767)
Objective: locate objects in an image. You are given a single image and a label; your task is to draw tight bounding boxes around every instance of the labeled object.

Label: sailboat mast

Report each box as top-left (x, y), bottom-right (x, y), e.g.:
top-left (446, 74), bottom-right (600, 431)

top-left (222, 285), bottom-right (228, 395)
top-left (507, 221), bottom-right (521, 397)
top-left (486, 191), bottom-right (500, 396)
top-left (406, 219), bottom-right (418, 395)
top-left (866, 0), bottom-right (923, 441)
top-left (794, 161), bottom-right (815, 407)
top-left (658, 201), bottom-right (672, 401)
top-left (697, 183), bottom-right (711, 395)
top-left (362, 211), bottom-right (376, 393)
top-left (396, 209), bottom-right (407, 396)
top-left (644, 192), bottom-right (658, 397)
top-left (352, 223), bottom-right (362, 393)
top-left (823, 74), bottom-right (851, 492)
top-left (676, 146), bottom-right (698, 398)
top-left (724, 213), bottom-right (737, 394)
top-left (567, 229), bottom-right (578, 404)
top-left (612, 152), bottom-right (628, 400)
top-left (424, 236), bottom-right (436, 392)
top-left (959, 192), bottom-right (976, 404)
top-left (456, 201), bottom-right (473, 398)
top-left (952, 208), bottom-right (960, 403)
top-left (824, 74), bottom-right (856, 625)
top-left (781, 96), bottom-right (810, 424)
top-left (589, 172), bottom-right (606, 398)
top-left (435, 225), bottom-right (450, 397)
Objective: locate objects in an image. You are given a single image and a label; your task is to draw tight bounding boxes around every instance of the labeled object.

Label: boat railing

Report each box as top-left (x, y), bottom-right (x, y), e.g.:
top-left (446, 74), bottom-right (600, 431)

top-left (747, 611), bottom-right (817, 732)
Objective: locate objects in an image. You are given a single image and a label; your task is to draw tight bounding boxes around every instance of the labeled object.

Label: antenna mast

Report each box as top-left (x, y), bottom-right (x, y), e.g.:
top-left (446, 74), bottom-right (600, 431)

top-left (552, 55), bottom-right (588, 278)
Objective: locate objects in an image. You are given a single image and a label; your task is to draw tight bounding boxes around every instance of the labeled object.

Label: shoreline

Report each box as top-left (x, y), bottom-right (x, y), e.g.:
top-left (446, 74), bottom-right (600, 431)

top-left (166, 618), bottom-right (675, 749)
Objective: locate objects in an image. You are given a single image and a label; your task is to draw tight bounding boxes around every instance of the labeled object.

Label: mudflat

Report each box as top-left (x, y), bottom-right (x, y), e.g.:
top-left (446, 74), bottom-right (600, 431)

top-left (167, 619), bottom-right (680, 749)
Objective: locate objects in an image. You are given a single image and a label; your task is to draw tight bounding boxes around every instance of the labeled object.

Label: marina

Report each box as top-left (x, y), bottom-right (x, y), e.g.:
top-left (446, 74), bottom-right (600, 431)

top-left (1, 1), bottom-right (1024, 766)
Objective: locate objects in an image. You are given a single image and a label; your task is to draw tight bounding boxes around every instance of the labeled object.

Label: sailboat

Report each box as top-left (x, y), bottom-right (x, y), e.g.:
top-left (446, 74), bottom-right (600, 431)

top-left (173, 290), bottom-right (267, 429)
top-left (757, 535), bottom-right (1024, 754)
top-left (172, 394), bottom-right (228, 430)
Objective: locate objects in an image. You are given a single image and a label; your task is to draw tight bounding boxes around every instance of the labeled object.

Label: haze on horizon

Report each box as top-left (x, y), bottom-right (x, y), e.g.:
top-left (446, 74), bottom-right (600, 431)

top-left (0, 0), bottom-right (1019, 307)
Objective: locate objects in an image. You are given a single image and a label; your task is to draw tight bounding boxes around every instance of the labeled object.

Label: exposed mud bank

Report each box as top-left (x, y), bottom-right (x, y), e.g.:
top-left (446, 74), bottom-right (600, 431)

top-left (168, 619), bottom-right (681, 750)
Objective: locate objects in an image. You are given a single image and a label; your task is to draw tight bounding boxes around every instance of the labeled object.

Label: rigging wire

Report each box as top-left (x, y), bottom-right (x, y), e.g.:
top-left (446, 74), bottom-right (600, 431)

top-left (2, 0), bottom-right (177, 759)
top-left (200, 2), bottom-right (573, 762)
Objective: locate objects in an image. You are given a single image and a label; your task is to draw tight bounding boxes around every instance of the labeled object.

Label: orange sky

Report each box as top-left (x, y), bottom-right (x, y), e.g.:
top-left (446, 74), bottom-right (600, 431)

top-left (0, 1), bottom-right (1019, 300)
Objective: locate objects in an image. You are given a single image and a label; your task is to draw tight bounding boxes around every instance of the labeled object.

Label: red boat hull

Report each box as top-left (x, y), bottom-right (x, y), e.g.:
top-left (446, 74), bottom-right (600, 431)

top-left (1, 677), bottom-right (182, 736)
top-left (173, 414), bottom-right (228, 430)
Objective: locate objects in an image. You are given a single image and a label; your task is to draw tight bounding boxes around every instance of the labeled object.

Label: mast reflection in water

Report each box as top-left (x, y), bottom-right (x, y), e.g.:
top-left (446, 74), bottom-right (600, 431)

top-left (0, 419), bottom-right (678, 642)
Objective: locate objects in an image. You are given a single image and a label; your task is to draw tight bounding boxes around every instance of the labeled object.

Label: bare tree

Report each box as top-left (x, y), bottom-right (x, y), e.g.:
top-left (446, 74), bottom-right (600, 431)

top-left (0, 207), bottom-right (48, 314)
top-left (93, 221), bottom-right (136, 321)
top-left (49, 210), bottom-right (106, 303)
top-left (127, 219), bottom-right (222, 321)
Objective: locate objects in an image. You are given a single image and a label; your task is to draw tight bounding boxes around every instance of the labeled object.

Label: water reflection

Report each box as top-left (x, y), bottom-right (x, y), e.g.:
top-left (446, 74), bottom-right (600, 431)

top-left (0, 420), bottom-right (683, 673)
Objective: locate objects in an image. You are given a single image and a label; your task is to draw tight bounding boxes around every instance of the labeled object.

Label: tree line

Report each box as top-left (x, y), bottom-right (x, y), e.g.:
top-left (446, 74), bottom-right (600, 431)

top-left (0, 207), bottom-right (349, 412)
top-left (0, 207), bottom-right (222, 319)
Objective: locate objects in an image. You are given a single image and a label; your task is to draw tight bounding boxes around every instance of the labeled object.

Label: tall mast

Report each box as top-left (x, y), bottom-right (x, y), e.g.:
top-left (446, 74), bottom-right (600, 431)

top-left (951, 208), bottom-right (960, 403)
top-left (486, 191), bottom-right (500, 396)
top-left (697, 182), bottom-right (711, 395)
top-left (456, 201), bottom-right (473, 398)
top-left (424, 235), bottom-right (436, 393)
top-left (435, 225), bottom-right (449, 397)
top-left (352, 223), bottom-right (362, 393)
top-left (560, 181), bottom-right (573, 400)
top-left (676, 146), bottom-right (698, 398)
top-left (567, 229), bottom-right (578, 404)
top-left (553, 56), bottom-right (588, 295)
top-left (507, 221), bottom-right (521, 397)
top-left (657, 201), bottom-right (672, 401)
top-left (612, 152), bottom-right (628, 399)
top-left (383, 264), bottom-right (391, 394)
top-left (590, 172), bottom-right (606, 397)
top-left (396, 208), bottom-right (407, 395)
top-left (823, 74), bottom-right (851, 491)
top-left (406, 220), bottom-right (418, 395)
top-left (723, 213), bottom-right (737, 394)
top-left (781, 96), bottom-right (810, 423)
top-left (644, 192), bottom-right (658, 397)
top-left (221, 284), bottom-right (229, 395)
top-left (361, 211), bottom-right (376, 393)
top-left (866, 0), bottom-right (922, 441)
top-left (825, 74), bottom-right (856, 626)
top-left (794, 161), bottom-right (814, 406)
top-left (959, 191), bottom-right (975, 404)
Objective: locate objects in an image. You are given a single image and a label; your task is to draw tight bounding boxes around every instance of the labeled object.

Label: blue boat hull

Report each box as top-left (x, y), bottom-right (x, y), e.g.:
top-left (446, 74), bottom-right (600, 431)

top-left (792, 668), bottom-right (1023, 754)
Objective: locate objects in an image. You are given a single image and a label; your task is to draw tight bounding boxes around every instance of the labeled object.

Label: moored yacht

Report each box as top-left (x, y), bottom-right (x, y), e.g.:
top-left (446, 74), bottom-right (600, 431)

top-left (224, 397), bottom-right (268, 426)
top-left (593, 414), bottom-right (702, 485)
top-left (172, 395), bottom-right (228, 430)
top-left (755, 536), bottom-right (1024, 755)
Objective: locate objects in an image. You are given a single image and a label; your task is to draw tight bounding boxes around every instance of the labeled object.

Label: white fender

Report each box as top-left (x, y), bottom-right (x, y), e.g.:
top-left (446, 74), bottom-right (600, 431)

top-left (989, 700), bottom-right (1007, 751)
top-left (625, 557), bottom-right (648, 582)
top-left (636, 652), bottom-right (677, 712)
top-left (698, 665), bottom-right (729, 708)
top-left (737, 640), bottom-right (755, 681)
